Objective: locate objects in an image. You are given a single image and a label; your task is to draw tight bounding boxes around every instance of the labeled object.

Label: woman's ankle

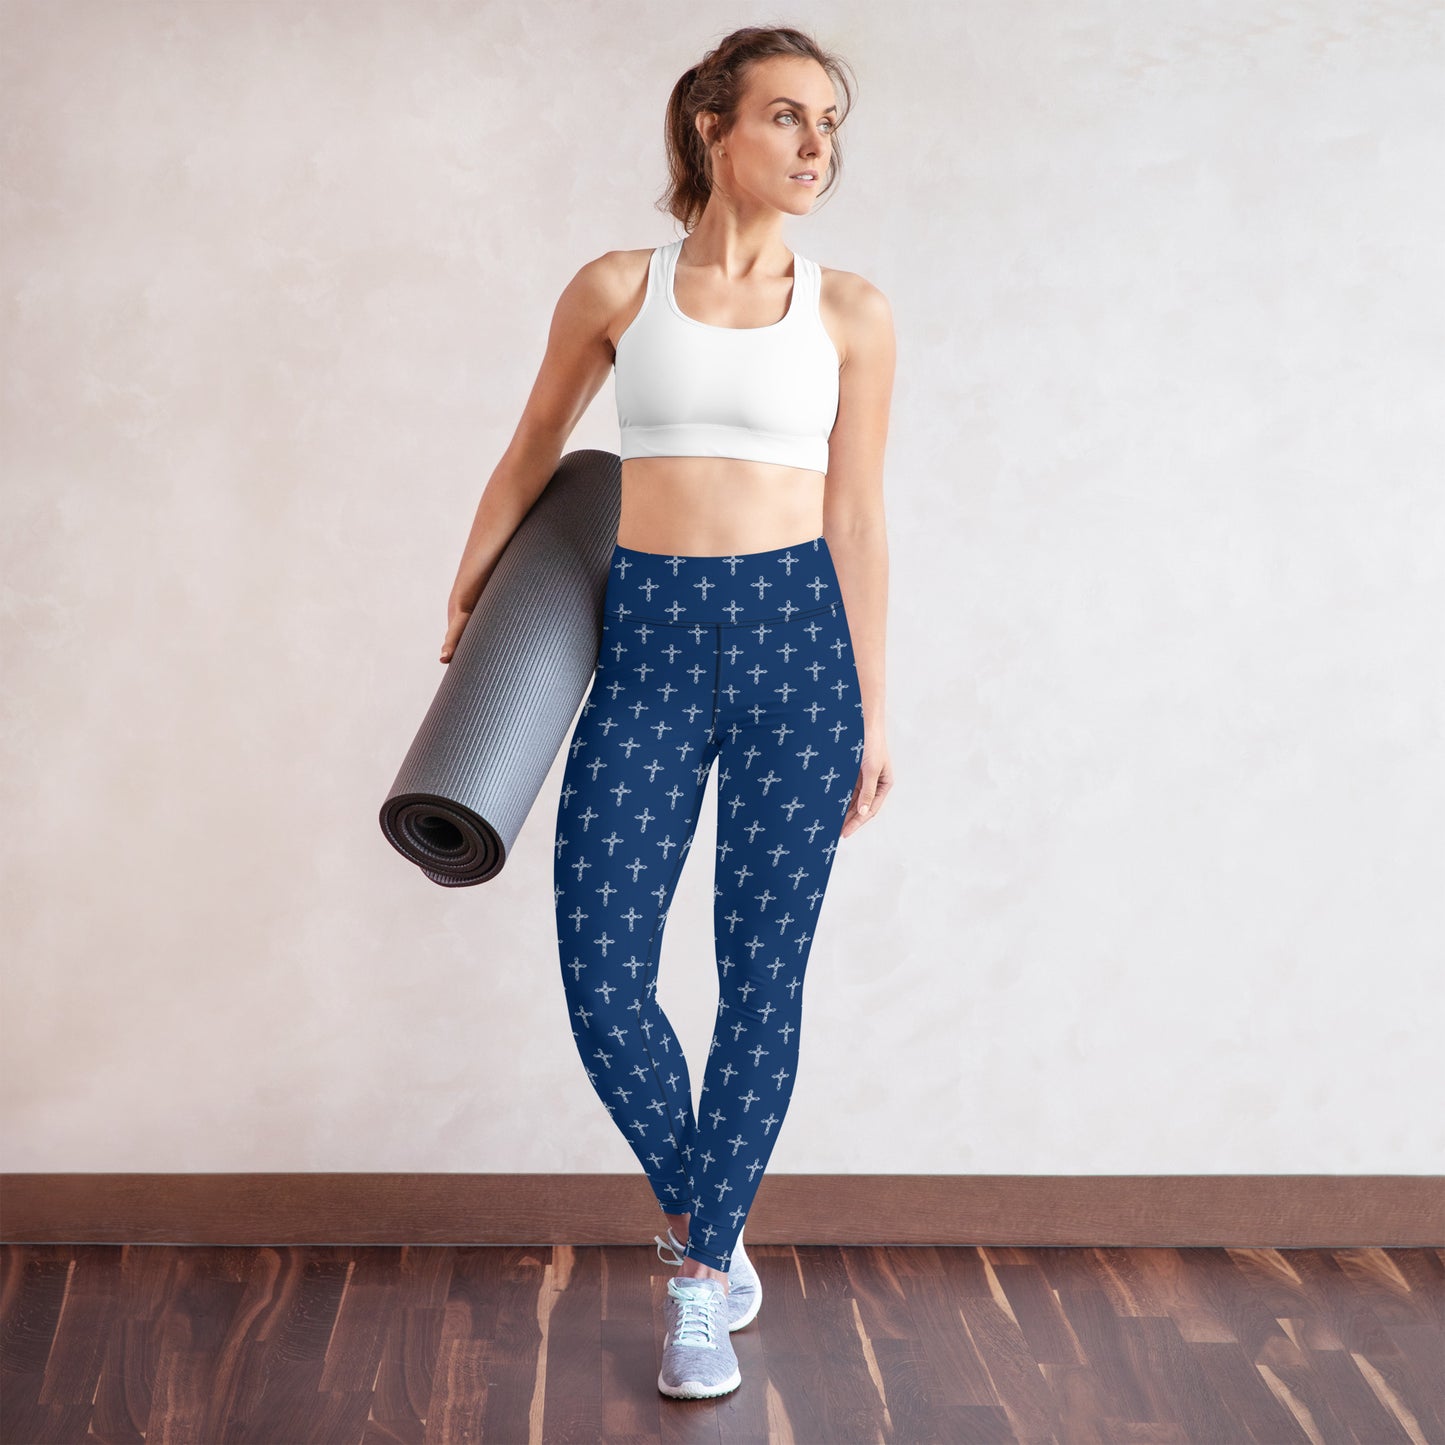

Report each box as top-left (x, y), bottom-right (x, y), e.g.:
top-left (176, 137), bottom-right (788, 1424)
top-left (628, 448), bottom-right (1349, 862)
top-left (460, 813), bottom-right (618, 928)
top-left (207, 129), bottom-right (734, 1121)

top-left (677, 1258), bottom-right (729, 1293)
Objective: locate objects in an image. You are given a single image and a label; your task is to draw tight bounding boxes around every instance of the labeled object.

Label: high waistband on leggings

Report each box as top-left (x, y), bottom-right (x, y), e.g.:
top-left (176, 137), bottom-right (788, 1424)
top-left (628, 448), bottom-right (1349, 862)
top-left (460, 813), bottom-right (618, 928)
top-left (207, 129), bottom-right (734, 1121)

top-left (605, 535), bottom-right (843, 627)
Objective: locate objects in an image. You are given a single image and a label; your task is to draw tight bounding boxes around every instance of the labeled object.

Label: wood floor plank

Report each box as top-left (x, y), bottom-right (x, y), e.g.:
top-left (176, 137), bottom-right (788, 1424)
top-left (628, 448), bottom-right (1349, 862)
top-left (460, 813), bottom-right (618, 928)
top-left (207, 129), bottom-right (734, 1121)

top-left (538, 1242), bottom-right (601, 1443)
top-left (1334, 1246), bottom-right (1445, 1330)
top-left (1120, 1314), bottom-right (1259, 1444)
top-left (934, 1400), bottom-right (1026, 1442)
top-left (865, 1333), bottom-right (941, 1444)
top-left (1303, 1345), bottom-right (1417, 1445)
top-left (463, 1247), bottom-right (548, 1445)
top-left (840, 1243), bottom-right (913, 1341)
top-left (947, 1289), bottom-right (1061, 1444)
top-left (1349, 1331), bottom-right (1444, 1445)
top-left (0, 1248), bottom-right (69, 1440)
top-left (789, 1241), bottom-right (852, 1298)
top-left (38, 1245), bottom-right (115, 1410)
top-left (900, 1267), bottom-right (995, 1407)
top-left (359, 1302), bottom-right (437, 1443)
top-left (712, 1315), bottom-right (772, 1442)
top-left (1189, 1338), bottom-right (1314, 1444)
top-left (1227, 1246), bottom-right (1347, 1343)
top-left (1166, 1244), bottom-right (1297, 1358)
top-left (1051, 1286), bottom-right (1156, 1423)
top-left (1038, 1356), bottom-right (1173, 1444)
top-left (422, 1331), bottom-right (488, 1445)
top-left (789, 1287), bottom-right (890, 1440)
top-left (598, 1314), bottom-right (660, 1444)
top-left (222, 1250), bottom-right (352, 1445)
top-left (1129, 1248), bottom-right (1236, 1342)
top-left (991, 1262), bottom-right (1084, 1366)
top-left (1380, 1320), bottom-right (1445, 1441)
top-left (89, 1315), bottom-right (149, 1444)
top-left (1253, 1326), bottom-right (1369, 1445)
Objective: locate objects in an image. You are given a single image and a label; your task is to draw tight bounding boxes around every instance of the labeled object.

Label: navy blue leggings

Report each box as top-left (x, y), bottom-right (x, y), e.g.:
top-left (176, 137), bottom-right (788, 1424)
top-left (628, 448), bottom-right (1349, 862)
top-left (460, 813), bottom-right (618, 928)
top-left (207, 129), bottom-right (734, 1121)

top-left (552, 535), bottom-right (864, 1271)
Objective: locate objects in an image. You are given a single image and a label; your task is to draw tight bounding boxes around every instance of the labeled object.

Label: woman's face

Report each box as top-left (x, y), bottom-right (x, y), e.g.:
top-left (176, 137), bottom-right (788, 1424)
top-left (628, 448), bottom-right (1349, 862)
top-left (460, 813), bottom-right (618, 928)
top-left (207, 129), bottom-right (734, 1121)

top-left (703, 56), bottom-right (837, 217)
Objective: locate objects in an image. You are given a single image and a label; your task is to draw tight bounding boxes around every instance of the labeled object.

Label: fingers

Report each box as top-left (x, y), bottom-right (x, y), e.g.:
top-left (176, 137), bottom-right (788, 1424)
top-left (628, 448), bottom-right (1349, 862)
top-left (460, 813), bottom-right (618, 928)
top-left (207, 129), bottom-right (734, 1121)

top-left (841, 766), bottom-right (892, 837)
top-left (440, 610), bottom-right (472, 663)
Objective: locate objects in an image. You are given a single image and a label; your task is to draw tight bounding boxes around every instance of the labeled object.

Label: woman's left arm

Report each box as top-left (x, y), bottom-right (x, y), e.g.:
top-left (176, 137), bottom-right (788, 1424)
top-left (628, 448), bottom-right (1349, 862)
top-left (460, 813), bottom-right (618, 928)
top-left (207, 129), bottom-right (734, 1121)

top-left (822, 274), bottom-right (896, 839)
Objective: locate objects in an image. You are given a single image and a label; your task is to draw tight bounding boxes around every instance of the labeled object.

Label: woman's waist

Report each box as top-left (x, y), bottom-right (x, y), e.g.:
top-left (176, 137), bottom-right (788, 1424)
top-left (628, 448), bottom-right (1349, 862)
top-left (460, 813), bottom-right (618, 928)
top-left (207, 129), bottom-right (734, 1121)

top-left (604, 533), bottom-right (842, 627)
top-left (617, 457), bottom-right (823, 556)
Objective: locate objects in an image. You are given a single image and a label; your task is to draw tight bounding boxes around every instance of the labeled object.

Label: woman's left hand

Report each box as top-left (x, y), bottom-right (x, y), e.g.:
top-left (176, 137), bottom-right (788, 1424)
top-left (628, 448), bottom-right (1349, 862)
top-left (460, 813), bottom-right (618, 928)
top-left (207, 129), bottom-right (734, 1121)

top-left (842, 733), bottom-right (893, 838)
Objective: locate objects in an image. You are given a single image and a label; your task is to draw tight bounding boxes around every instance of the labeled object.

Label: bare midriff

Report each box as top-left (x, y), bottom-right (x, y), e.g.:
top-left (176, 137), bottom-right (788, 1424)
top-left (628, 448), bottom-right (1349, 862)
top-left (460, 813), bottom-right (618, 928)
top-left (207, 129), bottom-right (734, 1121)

top-left (616, 455), bottom-right (826, 556)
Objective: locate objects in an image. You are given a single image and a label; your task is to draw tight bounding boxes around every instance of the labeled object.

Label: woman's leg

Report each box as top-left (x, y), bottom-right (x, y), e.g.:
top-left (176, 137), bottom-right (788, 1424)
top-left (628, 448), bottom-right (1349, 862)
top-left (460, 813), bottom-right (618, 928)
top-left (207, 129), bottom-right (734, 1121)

top-left (682, 591), bottom-right (865, 1273)
top-left (552, 607), bottom-right (721, 1217)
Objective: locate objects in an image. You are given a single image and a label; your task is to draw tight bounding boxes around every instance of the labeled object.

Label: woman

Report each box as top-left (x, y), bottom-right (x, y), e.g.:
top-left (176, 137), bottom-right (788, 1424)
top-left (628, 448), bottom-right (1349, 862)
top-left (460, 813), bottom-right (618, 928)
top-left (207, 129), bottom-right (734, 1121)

top-left (442, 25), bottom-right (894, 1399)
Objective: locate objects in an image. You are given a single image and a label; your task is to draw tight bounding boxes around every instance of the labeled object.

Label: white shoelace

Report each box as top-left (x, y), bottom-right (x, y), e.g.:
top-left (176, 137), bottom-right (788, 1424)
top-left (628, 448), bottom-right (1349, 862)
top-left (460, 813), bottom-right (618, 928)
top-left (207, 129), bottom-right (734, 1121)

top-left (670, 1285), bottom-right (719, 1346)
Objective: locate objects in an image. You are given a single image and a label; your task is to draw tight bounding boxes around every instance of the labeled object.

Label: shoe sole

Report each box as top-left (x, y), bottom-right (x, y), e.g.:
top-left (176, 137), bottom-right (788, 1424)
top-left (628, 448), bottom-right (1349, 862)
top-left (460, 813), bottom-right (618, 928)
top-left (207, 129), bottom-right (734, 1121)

top-left (657, 1365), bottom-right (742, 1398)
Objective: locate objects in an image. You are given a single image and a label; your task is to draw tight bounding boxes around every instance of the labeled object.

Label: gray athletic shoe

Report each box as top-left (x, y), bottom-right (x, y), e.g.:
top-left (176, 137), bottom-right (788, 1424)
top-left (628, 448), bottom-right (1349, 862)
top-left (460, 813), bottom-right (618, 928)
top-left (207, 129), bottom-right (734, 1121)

top-left (721, 1224), bottom-right (762, 1329)
top-left (655, 1224), bottom-right (762, 1331)
top-left (657, 1275), bottom-right (741, 1398)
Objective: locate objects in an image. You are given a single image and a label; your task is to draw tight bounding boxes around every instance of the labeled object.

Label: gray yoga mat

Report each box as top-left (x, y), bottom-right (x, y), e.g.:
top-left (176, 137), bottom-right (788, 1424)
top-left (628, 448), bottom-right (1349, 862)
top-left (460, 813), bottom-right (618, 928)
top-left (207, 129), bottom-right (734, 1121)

top-left (379, 448), bottom-right (621, 885)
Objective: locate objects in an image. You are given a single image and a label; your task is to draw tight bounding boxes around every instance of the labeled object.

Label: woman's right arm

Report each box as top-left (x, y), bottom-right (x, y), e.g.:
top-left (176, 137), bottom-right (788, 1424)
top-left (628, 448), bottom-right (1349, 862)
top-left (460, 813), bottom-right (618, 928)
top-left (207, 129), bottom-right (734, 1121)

top-left (441, 252), bottom-right (626, 662)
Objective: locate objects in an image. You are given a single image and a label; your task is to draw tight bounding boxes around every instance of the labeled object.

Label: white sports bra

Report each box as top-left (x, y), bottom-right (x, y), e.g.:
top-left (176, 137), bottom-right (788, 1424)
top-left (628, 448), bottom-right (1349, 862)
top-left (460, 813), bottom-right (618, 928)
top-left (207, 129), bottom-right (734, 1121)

top-left (614, 238), bottom-right (840, 476)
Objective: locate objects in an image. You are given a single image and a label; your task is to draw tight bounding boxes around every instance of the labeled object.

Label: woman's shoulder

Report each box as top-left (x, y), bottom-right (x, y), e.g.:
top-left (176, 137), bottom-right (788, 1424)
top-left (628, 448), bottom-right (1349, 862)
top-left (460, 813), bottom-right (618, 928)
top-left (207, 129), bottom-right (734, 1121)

top-left (567, 246), bottom-right (658, 300)
top-left (551, 248), bottom-right (656, 319)
top-left (816, 262), bottom-right (894, 365)
top-left (816, 259), bottom-right (891, 311)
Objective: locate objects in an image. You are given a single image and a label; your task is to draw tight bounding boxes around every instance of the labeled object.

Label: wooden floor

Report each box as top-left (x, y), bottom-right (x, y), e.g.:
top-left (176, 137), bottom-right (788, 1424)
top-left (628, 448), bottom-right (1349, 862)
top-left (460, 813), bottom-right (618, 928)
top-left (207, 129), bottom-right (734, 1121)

top-left (2, 1242), bottom-right (1441, 1444)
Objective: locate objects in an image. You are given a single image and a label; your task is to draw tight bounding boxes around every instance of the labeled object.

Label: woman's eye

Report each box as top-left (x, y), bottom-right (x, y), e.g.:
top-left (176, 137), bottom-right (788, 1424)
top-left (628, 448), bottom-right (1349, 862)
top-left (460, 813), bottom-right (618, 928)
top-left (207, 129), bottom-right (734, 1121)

top-left (777, 111), bottom-right (833, 132)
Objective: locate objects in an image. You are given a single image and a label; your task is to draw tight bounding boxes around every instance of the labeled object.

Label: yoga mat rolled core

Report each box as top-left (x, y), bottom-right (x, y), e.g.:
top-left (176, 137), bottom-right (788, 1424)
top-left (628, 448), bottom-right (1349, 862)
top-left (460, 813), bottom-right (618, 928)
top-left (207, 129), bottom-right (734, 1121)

top-left (379, 449), bottom-right (621, 885)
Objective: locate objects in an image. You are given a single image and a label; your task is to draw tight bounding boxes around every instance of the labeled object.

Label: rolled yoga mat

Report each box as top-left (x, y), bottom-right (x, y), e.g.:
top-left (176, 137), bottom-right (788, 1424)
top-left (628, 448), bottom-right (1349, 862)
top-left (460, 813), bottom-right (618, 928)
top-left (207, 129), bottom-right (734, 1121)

top-left (379, 448), bottom-right (622, 885)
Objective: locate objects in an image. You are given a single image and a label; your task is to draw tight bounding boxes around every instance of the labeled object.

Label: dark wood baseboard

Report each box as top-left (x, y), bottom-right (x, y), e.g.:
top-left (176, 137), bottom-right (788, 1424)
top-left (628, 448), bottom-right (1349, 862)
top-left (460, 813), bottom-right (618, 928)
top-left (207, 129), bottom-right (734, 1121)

top-left (2, 1173), bottom-right (1441, 1246)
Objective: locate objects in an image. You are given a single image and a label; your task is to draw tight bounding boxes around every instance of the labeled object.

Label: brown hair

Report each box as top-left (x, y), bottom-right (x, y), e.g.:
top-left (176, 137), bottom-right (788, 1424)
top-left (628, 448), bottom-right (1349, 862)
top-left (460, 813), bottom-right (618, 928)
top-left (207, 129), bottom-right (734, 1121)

top-left (660, 26), bottom-right (856, 232)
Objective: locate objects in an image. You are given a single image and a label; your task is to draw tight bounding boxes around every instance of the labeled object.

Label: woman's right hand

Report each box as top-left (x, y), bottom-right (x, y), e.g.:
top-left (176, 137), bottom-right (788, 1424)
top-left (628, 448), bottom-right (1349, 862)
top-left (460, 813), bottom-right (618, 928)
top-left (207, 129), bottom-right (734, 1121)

top-left (440, 592), bottom-right (479, 664)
